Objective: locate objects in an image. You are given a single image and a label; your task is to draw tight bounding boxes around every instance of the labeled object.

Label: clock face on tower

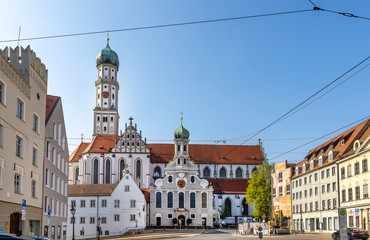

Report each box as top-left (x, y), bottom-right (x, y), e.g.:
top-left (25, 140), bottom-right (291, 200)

top-left (177, 179), bottom-right (186, 189)
top-left (102, 91), bottom-right (109, 98)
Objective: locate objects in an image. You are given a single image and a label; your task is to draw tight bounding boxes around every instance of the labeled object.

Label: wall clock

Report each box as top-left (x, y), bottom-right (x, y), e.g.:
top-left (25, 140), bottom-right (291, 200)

top-left (102, 91), bottom-right (109, 98)
top-left (177, 179), bottom-right (186, 189)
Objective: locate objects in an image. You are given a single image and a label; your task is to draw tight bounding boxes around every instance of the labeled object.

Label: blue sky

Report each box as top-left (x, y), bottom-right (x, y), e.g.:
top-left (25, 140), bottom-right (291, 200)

top-left (2, 0), bottom-right (370, 163)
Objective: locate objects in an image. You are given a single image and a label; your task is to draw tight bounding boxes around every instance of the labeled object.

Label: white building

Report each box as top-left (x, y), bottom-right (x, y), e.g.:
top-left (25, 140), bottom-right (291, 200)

top-left (67, 170), bottom-right (146, 239)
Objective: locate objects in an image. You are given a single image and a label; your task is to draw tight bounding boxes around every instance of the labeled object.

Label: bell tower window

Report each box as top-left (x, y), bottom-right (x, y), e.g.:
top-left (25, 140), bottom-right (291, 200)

top-left (184, 144), bottom-right (187, 152)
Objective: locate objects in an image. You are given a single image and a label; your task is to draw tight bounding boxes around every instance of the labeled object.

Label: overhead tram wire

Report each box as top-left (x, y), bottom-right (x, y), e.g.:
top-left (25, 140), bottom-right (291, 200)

top-left (0, 9), bottom-right (314, 44)
top-left (269, 115), bottom-right (370, 162)
top-left (221, 56), bottom-right (370, 158)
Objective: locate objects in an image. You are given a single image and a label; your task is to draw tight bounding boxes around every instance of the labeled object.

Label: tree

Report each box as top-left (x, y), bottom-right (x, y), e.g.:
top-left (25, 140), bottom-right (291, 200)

top-left (245, 161), bottom-right (274, 220)
top-left (219, 205), bottom-right (230, 219)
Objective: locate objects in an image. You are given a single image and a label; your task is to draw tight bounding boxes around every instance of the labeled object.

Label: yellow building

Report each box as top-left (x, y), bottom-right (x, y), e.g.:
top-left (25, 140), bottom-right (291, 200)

top-left (338, 130), bottom-right (370, 231)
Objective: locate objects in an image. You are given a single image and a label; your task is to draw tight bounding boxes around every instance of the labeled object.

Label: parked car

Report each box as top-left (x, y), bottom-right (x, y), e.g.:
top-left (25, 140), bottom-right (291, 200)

top-left (332, 228), bottom-right (369, 240)
top-left (0, 233), bottom-right (23, 239)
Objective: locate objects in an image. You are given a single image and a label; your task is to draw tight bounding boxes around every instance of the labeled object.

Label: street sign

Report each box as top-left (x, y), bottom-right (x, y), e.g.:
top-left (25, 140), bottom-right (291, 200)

top-left (21, 210), bottom-right (26, 220)
top-left (22, 199), bottom-right (26, 210)
top-left (338, 209), bottom-right (348, 240)
top-left (355, 208), bottom-right (359, 213)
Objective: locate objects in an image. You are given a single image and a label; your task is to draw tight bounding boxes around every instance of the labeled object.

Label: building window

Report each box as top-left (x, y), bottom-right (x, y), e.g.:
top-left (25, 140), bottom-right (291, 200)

top-left (309, 188), bottom-right (313, 196)
top-left (355, 162), bottom-right (360, 175)
top-left (349, 216), bottom-right (354, 228)
top-left (153, 166), bottom-right (161, 178)
top-left (32, 148), bottom-right (38, 166)
top-left (101, 199), bottom-right (107, 208)
top-left (279, 186), bottom-right (283, 196)
top-left (202, 193), bottom-right (207, 208)
top-left (363, 184), bottom-right (369, 198)
top-left (93, 159), bottom-right (99, 184)
top-left (90, 200), bottom-right (96, 208)
top-left (332, 182), bottom-right (336, 192)
top-left (341, 167), bottom-right (345, 179)
top-left (16, 136), bottom-right (22, 158)
top-left (327, 183), bottom-right (331, 193)
top-left (332, 167), bottom-right (336, 176)
top-left (310, 202), bottom-right (313, 212)
top-left (327, 199), bottom-right (331, 209)
top-left (342, 190), bottom-right (346, 202)
top-left (156, 192), bottom-right (162, 208)
top-left (326, 169), bottom-right (330, 178)
top-left (130, 200), bottom-right (136, 208)
top-left (130, 214), bottom-right (136, 221)
top-left (348, 188), bottom-right (353, 201)
top-left (80, 200), bottom-right (86, 208)
top-left (314, 173), bottom-right (318, 181)
top-left (355, 186), bottom-right (360, 200)
top-left (114, 214), bottom-right (120, 222)
top-left (0, 124), bottom-right (3, 147)
top-left (315, 201), bottom-right (319, 211)
top-left (17, 98), bottom-right (24, 120)
top-left (363, 159), bottom-right (368, 173)
top-left (90, 217), bottom-right (95, 224)
top-left (0, 81), bottom-right (4, 104)
top-left (168, 176), bottom-right (173, 183)
top-left (315, 187), bottom-right (318, 195)
top-left (168, 213), bottom-right (173, 219)
top-left (236, 167), bottom-right (243, 178)
top-left (286, 184), bottom-right (291, 195)
top-left (179, 192), bottom-right (184, 208)
top-left (114, 200), bottom-right (120, 208)
top-left (101, 217), bottom-right (107, 224)
top-left (321, 171), bottom-right (324, 179)
top-left (105, 159), bottom-right (111, 184)
top-left (190, 192), bottom-right (196, 208)
top-left (219, 167), bottom-right (227, 178)
top-left (167, 192), bottom-right (173, 208)
top-left (33, 114), bottom-right (39, 132)
top-left (191, 176), bottom-right (195, 183)
top-left (71, 200), bottom-right (76, 208)
top-left (31, 180), bottom-right (36, 198)
top-left (347, 165), bottom-right (352, 177)
top-left (203, 167), bottom-right (210, 178)
top-left (119, 160), bottom-right (125, 180)
top-left (333, 198), bottom-right (337, 209)
top-left (80, 217), bottom-right (85, 224)
top-left (14, 174), bottom-right (21, 193)
top-left (45, 169), bottom-right (49, 187)
top-left (304, 177), bottom-right (307, 184)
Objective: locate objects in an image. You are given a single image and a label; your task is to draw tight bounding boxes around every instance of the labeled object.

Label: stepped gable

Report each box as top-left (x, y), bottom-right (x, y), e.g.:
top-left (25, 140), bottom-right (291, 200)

top-left (69, 142), bottom-right (90, 162)
top-left (68, 184), bottom-right (118, 197)
top-left (148, 144), bottom-right (263, 164)
top-left (207, 179), bottom-right (249, 194)
top-left (293, 118), bottom-right (370, 179)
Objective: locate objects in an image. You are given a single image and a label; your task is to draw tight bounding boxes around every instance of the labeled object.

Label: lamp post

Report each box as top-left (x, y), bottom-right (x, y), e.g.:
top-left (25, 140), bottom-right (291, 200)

top-left (70, 205), bottom-right (76, 240)
top-left (97, 217), bottom-right (101, 240)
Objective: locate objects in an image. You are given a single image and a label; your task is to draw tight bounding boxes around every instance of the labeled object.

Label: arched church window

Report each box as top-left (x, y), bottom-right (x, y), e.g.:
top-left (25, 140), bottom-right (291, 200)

top-left (225, 198), bottom-right (232, 216)
top-left (156, 192), bottom-right (162, 208)
top-left (202, 192), bottom-right (207, 208)
top-left (236, 167), bottom-right (243, 178)
top-left (179, 192), bottom-right (184, 208)
top-left (191, 176), bottom-right (195, 183)
top-left (168, 176), bottom-right (173, 183)
top-left (119, 159), bottom-right (125, 180)
top-left (97, 116), bottom-right (100, 122)
top-left (110, 117), bottom-right (113, 122)
top-left (153, 166), bottom-right (161, 178)
top-left (136, 159), bottom-right (142, 182)
top-left (75, 167), bottom-right (79, 184)
top-left (190, 192), bottom-right (196, 208)
top-left (220, 167), bottom-right (227, 178)
top-left (242, 198), bottom-right (249, 216)
top-left (167, 192), bottom-right (173, 208)
top-left (105, 159), bottom-right (111, 184)
top-left (93, 159), bottom-right (99, 184)
top-left (203, 167), bottom-right (210, 178)
top-left (252, 167), bottom-right (257, 173)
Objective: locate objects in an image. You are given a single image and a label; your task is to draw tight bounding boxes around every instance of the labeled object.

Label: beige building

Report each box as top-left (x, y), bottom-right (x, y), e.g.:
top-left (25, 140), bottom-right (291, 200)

top-left (41, 95), bottom-right (69, 239)
top-left (271, 160), bottom-right (295, 229)
top-left (337, 129), bottom-right (370, 231)
top-left (0, 46), bottom-right (48, 236)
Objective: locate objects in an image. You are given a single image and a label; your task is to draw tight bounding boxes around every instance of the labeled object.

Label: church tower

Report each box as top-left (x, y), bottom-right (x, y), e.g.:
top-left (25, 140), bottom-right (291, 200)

top-left (173, 117), bottom-right (190, 166)
top-left (93, 38), bottom-right (120, 136)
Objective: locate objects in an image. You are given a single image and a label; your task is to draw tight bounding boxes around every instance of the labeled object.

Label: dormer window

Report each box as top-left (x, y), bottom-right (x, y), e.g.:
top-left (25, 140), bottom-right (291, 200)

top-left (319, 156), bottom-right (323, 166)
top-left (295, 167), bottom-right (299, 176)
top-left (310, 161), bottom-right (314, 170)
top-left (328, 151), bottom-right (333, 162)
top-left (330, 145), bottom-right (334, 150)
top-left (302, 164), bottom-right (306, 173)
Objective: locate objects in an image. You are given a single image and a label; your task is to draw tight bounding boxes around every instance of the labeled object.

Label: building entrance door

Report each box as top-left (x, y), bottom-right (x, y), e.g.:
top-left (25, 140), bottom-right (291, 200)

top-left (310, 218), bottom-right (315, 231)
top-left (156, 217), bottom-right (161, 226)
top-left (10, 212), bottom-right (21, 235)
top-left (202, 217), bottom-right (207, 226)
top-left (178, 215), bottom-right (185, 226)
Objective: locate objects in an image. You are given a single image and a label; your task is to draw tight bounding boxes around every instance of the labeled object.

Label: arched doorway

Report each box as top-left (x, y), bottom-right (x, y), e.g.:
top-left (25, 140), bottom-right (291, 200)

top-left (178, 215), bottom-right (185, 226)
top-left (10, 212), bottom-right (21, 235)
top-left (242, 198), bottom-right (248, 216)
top-left (225, 198), bottom-right (232, 217)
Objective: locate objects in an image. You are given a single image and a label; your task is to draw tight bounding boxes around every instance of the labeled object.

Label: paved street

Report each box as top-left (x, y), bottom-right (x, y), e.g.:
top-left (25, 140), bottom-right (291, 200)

top-left (108, 229), bottom-right (333, 240)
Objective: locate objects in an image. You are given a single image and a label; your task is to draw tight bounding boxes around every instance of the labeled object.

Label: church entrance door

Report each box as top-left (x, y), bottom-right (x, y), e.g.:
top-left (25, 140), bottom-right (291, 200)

top-left (178, 215), bottom-right (185, 226)
top-left (156, 217), bottom-right (161, 226)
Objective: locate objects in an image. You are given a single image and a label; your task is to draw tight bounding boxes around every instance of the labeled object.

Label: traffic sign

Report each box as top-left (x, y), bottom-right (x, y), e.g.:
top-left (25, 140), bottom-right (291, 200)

top-left (21, 210), bottom-right (26, 220)
top-left (355, 208), bottom-right (359, 213)
top-left (22, 199), bottom-right (26, 210)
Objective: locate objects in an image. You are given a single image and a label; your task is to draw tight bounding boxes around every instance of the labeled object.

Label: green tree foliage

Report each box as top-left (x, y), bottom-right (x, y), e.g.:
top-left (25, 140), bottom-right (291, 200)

top-left (245, 162), bottom-right (274, 220)
top-left (219, 205), bottom-right (230, 219)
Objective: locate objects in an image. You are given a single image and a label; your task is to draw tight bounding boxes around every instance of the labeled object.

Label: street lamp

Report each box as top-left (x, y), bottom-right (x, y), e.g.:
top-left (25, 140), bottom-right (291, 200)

top-left (70, 205), bottom-right (76, 240)
top-left (97, 217), bottom-right (101, 240)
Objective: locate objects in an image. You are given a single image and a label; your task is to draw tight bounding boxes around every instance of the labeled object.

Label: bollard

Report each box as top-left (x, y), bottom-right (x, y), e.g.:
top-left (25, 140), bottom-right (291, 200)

top-left (258, 226), bottom-right (263, 239)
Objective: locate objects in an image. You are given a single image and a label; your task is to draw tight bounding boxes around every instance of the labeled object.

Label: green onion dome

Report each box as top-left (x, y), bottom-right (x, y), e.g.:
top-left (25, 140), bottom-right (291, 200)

top-left (96, 39), bottom-right (120, 69)
top-left (174, 119), bottom-right (190, 139)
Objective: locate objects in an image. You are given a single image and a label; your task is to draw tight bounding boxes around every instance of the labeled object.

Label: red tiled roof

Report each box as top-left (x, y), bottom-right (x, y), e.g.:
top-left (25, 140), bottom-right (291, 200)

top-left (45, 95), bottom-right (59, 123)
top-left (207, 179), bottom-right (249, 194)
top-left (292, 118), bottom-right (370, 179)
top-left (69, 142), bottom-right (90, 162)
top-left (68, 184), bottom-right (117, 197)
top-left (148, 144), bottom-right (264, 165)
top-left (141, 188), bottom-right (150, 203)
top-left (82, 135), bottom-right (120, 153)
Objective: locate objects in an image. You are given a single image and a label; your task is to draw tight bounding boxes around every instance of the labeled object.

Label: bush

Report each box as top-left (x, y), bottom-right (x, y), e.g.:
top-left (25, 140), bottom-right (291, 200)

top-left (172, 218), bottom-right (178, 225)
top-left (187, 218), bottom-right (192, 225)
